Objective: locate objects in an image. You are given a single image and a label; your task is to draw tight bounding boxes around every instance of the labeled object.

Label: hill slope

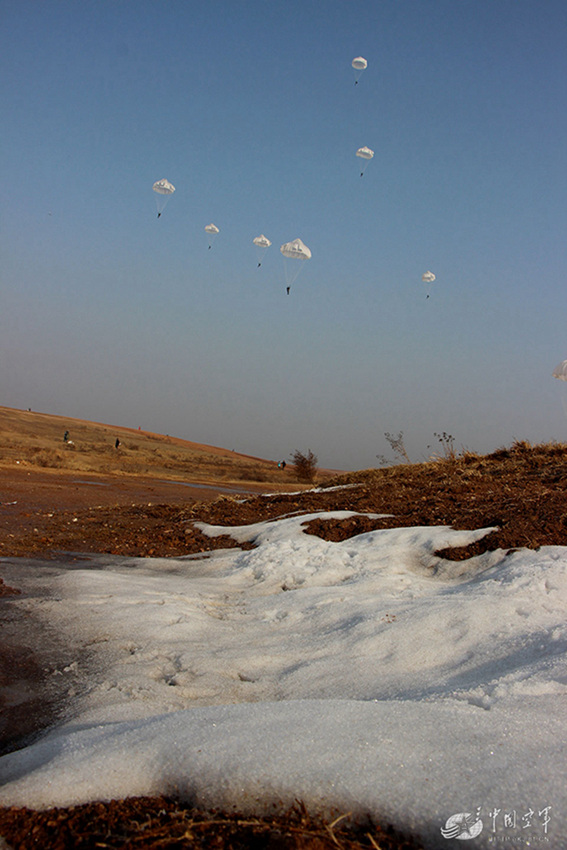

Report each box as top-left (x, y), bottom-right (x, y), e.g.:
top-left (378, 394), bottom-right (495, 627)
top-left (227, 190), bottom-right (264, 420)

top-left (0, 405), bottom-right (302, 486)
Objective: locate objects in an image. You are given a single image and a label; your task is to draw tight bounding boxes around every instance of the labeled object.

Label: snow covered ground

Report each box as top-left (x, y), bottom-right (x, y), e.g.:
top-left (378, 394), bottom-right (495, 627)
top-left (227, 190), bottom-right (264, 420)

top-left (1, 510), bottom-right (566, 848)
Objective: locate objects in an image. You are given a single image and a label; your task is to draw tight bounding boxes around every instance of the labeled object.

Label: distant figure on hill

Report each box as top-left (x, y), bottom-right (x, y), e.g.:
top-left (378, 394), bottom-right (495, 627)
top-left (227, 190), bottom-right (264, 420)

top-left (63, 430), bottom-right (69, 442)
top-left (115, 438), bottom-right (121, 449)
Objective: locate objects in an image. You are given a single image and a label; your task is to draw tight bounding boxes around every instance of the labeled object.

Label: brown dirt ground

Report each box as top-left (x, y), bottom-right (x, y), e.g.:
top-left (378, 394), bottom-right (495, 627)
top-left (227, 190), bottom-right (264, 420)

top-left (2, 439), bottom-right (567, 567)
top-left (1, 440), bottom-right (567, 848)
top-left (0, 797), bottom-right (424, 849)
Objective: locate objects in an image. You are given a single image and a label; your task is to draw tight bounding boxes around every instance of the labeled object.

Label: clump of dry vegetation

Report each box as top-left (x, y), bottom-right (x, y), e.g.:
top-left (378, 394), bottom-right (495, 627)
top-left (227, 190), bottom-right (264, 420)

top-left (0, 797), bottom-right (424, 849)
top-left (292, 448), bottom-right (319, 483)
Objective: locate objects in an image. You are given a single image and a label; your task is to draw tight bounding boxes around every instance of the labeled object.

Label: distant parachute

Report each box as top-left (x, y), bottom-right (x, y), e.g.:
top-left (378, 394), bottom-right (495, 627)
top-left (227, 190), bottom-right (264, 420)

top-left (280, 238), bottom-right (312, 261)
top-left (356, 146), bottom-right (374, 176)
top-left (553, 360), bottom-right (567, 381)
top-left (153, 179), bottom-right (175, 218)
top-left (422, 271), bottom-right (436, 299)
top-left (553, 360), bottom-right (567, 419)
top-left (280, 238), bottom-right (312, 294)
top-left (253, 234), bottom-right (272, 267)
top-left (352, 56), bottom-right (367, 85)
top-left (205, 223), bottom-right (220, 249)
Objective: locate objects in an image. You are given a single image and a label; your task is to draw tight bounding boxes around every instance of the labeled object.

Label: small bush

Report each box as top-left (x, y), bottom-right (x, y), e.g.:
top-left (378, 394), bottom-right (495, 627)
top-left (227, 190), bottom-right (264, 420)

top-left (292, 449), bottom-right (318, 484)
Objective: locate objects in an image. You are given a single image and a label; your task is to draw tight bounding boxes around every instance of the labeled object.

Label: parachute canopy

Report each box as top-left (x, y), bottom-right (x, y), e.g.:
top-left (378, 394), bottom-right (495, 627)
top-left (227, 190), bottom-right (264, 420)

top-left (253, 234), bottom-right (272, 249)
top-left (253, 234), bottom-right (272, 267)
top-left (352, 56), bottom-right (367, 85)
top-left (153, 179), bottom-right (175, 217)
top-left (280, 238), bottom-right (312, 260)
top-left (356, 146), bottom-right (374, 176)
top-left (553, 360), bottom-right (567, 382)
top-left (422, 271), bottom-right (436, 283)
top-left (352, 56), bottom-right (367, 71)
top-left (153, 179), bottom-right (175, 196)
top-left (205, 223), bottom-right (220, 249)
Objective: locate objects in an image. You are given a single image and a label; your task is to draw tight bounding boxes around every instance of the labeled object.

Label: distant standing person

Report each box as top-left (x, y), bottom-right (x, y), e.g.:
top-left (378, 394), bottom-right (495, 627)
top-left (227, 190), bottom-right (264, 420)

top-left (64, 430), bottom-right (69, 442)
top-left (115, 438), bottom-right (121, 449)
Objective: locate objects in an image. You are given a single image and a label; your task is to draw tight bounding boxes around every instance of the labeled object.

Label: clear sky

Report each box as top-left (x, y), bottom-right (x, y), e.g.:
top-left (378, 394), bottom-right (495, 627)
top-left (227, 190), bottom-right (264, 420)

top-left (1, 0), bottom-right (566, 470)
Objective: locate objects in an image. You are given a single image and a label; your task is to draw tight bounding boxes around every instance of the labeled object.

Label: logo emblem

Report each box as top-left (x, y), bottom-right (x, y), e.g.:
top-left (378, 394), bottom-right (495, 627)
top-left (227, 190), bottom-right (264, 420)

top-left (441, 812), bottom-right (483, 840)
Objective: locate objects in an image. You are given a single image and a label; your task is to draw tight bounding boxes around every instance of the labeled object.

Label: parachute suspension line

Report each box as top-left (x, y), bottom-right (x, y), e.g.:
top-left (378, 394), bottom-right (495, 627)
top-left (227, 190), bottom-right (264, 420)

top-left (282, 256), bottom-right (295, 292)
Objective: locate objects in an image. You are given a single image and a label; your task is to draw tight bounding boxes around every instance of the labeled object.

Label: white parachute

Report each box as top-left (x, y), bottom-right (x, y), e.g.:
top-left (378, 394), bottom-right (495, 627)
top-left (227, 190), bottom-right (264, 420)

top-left (253, 234), bottom-right (272, 267)
top-left (553, 360), bottom-right (567, 381)
top-left (422, 271), bottom-right (436, 299)
top-left (280, 238), bottom-right (312, 294)
top-left (553, 360), bottom-right (567, 420)
top-left (352, 56), bottom-right (367, 85)
top-left (153, 179), bottom-right (175, 218)
top-left (205, 223), bottom-right (220, 249)
top-left (356, 146), bottom-right (374, 176)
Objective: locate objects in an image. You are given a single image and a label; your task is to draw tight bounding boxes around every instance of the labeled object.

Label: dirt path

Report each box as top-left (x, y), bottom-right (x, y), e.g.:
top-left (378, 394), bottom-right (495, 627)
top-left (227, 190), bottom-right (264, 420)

top-left (0, 467), bottom-right (272, 516)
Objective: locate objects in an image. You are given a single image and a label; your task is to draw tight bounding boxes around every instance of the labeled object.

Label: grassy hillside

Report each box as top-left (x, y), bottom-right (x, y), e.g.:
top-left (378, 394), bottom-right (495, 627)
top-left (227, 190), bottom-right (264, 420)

top-left (0, 406), bottom-right (296, 486)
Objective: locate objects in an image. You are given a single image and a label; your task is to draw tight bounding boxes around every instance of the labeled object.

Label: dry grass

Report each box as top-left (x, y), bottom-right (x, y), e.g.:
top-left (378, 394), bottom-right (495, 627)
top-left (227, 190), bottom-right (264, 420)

top-left (0, 406), bottom-right (303, 487)
top-left (0, 798), bottom-right (424, 849)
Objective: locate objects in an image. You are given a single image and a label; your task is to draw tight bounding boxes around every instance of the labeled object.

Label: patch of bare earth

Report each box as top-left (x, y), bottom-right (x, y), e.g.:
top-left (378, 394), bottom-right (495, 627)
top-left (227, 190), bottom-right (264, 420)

top-left (1, 440), bottom-right (566, 849)
top-left (0, 798), bottom-right (424, 849)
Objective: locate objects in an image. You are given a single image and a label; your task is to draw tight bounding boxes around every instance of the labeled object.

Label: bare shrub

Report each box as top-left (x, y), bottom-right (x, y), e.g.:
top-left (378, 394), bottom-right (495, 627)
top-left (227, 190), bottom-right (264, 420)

top-left (376, 431), bottom-right (411, 466)
top-left (292, 449), bottom-right (318, 484)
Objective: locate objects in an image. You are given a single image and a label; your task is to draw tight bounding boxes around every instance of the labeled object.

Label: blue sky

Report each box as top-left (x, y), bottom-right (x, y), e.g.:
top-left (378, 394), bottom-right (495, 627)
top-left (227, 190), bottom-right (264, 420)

top-left (1, 0), bottom-right (566, 470)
